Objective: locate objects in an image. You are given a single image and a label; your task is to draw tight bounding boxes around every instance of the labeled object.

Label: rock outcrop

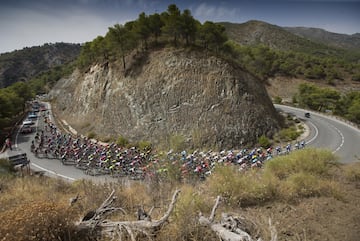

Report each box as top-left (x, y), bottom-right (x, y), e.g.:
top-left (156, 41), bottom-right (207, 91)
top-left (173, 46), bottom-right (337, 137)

top-left (50, 48), bottom-right (282, 149)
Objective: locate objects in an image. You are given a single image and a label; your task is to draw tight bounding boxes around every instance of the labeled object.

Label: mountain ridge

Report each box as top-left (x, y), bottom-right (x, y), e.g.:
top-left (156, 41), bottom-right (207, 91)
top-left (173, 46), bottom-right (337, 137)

top-left (220, 20), bottom-right (359, 55)
top-left (283, 26), bottom-right (360, 50)
top-left (0, 42), bottom-right (81, 88)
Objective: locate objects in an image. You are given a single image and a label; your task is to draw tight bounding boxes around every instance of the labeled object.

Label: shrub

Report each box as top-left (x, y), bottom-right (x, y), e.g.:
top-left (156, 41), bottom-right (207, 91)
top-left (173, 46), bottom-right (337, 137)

top-left (0, 158), bottom-right (15, 174)
top-left (0, 201), bottom-right (85, 241)
top-left (137, 140), bottom-right (152, 151)
top-left (264, 148), bottom-right (338, 179)
top-left (277, 126), bottom-right (301, 141)
top-left (207, 149), bottom-right (341, 206)
top-left (258, 135), bottom-right (271, 148)
top-left (207, 166), bottom-right (275, 206)
top-left (343, 162), bottom-right (360, 182)
top-left (87, 131), bottom-right (96, 139)
top-left (116, 135), bottom-right (129, 147)
top-left (169, 134), bottom-right (186, 152)
top-left (273, 96), bottom-right (282, 104)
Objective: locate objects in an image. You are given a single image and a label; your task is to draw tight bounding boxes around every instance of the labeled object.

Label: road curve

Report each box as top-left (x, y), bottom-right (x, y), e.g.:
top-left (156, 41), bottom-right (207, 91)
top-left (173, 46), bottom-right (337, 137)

top-left (275, 104), bottom-right (360, 163)
top-left (13, 103), bottom-right (360, 182)
top-left (14, 104), bottom-right (119, 183)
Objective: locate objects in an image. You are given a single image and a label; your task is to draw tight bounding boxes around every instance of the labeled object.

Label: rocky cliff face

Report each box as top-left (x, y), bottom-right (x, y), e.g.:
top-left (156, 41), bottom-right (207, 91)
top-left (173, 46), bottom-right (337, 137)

top-left (50, 48), bottom-right (281, 149)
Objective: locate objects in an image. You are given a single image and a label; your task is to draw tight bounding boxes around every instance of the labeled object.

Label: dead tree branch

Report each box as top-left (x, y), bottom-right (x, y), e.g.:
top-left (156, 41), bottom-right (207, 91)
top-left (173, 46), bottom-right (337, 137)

top-left (77, 189), bottom-right (181, 240)
top-left (199, 196), bottom-right (277, 241)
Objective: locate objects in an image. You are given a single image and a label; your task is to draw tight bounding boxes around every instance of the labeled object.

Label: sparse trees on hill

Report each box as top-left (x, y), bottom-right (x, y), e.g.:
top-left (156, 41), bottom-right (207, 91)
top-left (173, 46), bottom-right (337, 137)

top-left (134, 12), bottom-right (151, 50)
top-left (198, 21), bottom-right (228, 52)
top-left (180, 9), bottom-right (198, 46)
top-left (107, 24), bottom-right (137, 70)
top-left (76, 4), bottom-right (231, 70)
top-left (161, 4), bottom-right (182, 46)
top-left (148, 13), bottom-right (163, 43)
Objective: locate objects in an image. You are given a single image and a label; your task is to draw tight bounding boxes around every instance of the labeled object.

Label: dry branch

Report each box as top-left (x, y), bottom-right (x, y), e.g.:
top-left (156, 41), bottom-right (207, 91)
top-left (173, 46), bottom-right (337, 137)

top-left (77, 189), bottom-right (181, 240)
top-left (199, 196), bottom-right (277, 241)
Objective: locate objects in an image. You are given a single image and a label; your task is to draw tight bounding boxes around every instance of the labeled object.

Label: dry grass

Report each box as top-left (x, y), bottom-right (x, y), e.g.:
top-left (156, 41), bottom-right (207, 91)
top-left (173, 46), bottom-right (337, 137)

top-left (0, 149), bottom-right (358, 241)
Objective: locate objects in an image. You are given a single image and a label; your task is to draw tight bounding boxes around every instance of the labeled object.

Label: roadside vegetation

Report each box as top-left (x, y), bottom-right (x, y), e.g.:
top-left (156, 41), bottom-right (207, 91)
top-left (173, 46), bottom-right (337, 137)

top-left (294, 83), bottom-right (360, 124)
top-left (1, 149), bottom-right (359, 241)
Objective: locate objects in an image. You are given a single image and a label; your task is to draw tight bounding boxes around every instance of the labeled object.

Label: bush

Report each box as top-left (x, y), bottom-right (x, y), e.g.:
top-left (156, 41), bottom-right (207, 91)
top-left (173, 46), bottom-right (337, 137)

top-left (0, 201), bottom-right (84, 241)
top-left (273, 96), bottom-right (282, 104)
top-left (0, 158), bottom-right (15, 174)
top-left (116, 135), bottom-right (129, 147)
top-left (277, 126), bottom-right (302, 141)
top-left (87, 131), bottom-right (96, 139)
top-left (137, 140), bottom-right (152, 151)
top-left (207, 149), bottom-right (340, 205)
top-left (258, 135), bottom-right (271, 148)
top-left (169, 134), bottom-right (186, 152)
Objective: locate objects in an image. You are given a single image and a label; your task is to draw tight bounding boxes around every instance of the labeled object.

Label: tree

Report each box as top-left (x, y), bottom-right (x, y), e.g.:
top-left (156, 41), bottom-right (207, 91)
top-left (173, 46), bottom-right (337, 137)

top-left (297, 83), bottom-right (340, 111)
top-left (198, 21), bottom-right (228, 52)
top-left (148, 13), bottom-right (164, 43)
top-left (180, 9), bottom-right (198, 45)
top-left (106, 24), bottom-right (136, 70)
top-left (91, 36), bottom-right (109, 61)
top-left (161, 4), bottom-right (182, 46)
top-left (134, 12), bottom-right (151, 50)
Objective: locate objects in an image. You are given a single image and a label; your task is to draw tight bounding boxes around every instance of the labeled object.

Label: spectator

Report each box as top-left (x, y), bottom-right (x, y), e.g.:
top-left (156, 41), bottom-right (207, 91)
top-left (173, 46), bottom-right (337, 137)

top-left (5, 137), bottom-right (12, 151)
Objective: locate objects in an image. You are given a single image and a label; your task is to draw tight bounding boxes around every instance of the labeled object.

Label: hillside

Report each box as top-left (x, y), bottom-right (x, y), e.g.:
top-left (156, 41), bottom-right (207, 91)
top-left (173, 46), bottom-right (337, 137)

top-left (284, 26), bottom-right (360, 50)
top-left (0, 43), bottom-right (81, 88)
top-left (221, 20), bottom-right (340, 55)
top-left (50, 47), bottom-right (282, 149)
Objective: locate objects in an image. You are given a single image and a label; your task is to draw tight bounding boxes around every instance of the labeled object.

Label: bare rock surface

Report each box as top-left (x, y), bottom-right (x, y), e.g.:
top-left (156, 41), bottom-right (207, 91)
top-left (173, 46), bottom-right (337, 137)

top-left (50, 48), bottom-right (282, 149)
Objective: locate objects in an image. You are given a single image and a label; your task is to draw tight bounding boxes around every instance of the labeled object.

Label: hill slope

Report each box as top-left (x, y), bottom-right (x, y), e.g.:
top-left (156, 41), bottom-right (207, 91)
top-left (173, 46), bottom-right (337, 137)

top-left (284, 26), bottom-right (360, 50)
top-left (50, 48), bottom-right (282, 149)
top-left (221, 20), bottom-right (351, 56)
top-left (0, 43), bottom-right (81, 88)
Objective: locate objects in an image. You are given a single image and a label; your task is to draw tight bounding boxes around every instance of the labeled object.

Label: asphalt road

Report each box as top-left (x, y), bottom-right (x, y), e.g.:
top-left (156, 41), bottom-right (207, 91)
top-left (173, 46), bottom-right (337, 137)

top-left (275, 104), bottom-right (360, 163)
top-left (13, 103), bottom-right (360, 182)
top-left (14, 104), bottom-right (120, 183)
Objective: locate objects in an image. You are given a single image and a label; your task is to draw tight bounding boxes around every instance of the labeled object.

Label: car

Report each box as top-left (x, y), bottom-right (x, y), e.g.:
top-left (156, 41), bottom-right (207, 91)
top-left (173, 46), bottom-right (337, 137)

top-left (28, 112), bottom-right (37, 119)
top-left (20, 125), bottom-right (33, 134)
top-left (39, 105), bottom-right (46, 111)
top-left (305, 112), bottom-right (311, 118)
top-left (22, 119), bottom-right (33, 125)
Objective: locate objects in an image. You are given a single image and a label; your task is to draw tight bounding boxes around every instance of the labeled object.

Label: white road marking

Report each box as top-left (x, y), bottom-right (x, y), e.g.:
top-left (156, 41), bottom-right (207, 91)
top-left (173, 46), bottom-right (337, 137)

top-left (306, 120), bottom-right (318, 145)
top-left (30, 162), bottom-right (77, 181)
top-left (327, 122), bottom-right (345, 153)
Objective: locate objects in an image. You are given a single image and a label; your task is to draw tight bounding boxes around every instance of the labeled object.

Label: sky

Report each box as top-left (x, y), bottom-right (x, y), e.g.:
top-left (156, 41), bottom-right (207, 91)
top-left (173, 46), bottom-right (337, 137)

top-left (0, 0), bottom-right (359, 54)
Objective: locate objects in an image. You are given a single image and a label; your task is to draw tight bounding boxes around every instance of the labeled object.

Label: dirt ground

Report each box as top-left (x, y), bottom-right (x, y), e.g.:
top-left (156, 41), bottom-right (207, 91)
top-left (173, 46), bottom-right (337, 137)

top-left (239, 167), bottom-right (360, 241)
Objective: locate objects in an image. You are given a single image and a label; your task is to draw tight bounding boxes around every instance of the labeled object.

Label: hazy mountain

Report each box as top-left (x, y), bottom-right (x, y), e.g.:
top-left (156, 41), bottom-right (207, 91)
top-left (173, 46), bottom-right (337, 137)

top-left (283, 27), bottom-right (360, 50)
top-left (221, 20), bottom-right (356, 57)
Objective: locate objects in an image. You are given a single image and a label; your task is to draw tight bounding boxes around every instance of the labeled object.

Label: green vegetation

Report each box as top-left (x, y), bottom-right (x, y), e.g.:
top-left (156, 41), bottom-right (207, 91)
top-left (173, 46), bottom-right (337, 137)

top-left (76, 4), bottom-right (228, 70)
top-left (116, 135), bottom-right (129, 147)
top-left (0, 158), bottom-right (15, 174)
top-left (208, 148), bottom-right (340, 206)
top-left (295, 83), bottom-right (360, 124)
top-left (258, 135), bottom-right (271, 148)
top-left (278, 126), bottom-right (302, 141)
top-left (0, 42), bottom-right (80, 88)
top-left (0, 81), bottom-right (34, 130)
top-left (27, 62), bottom-right (76, 94)
top-left (224, 41), bottom-right (360, 81)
